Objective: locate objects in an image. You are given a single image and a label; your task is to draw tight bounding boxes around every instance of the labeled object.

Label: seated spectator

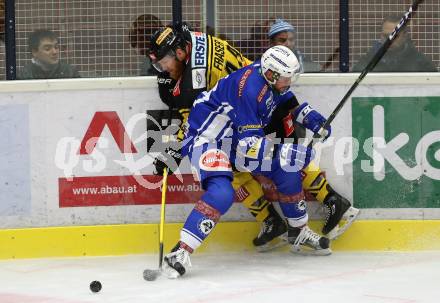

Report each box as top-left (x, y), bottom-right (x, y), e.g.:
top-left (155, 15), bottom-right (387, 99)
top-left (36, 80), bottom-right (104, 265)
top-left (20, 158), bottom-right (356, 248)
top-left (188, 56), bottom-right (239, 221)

top-left (18, 30), bottom-right (79, 79)
top-left (268, 19), bottom-right (320, 72)
top-left (236, 21), bottom-right (270, 61)
top-left (129, 14), bottom-right (164, 76)
top-left (352, 15), bottom-right (437, 72)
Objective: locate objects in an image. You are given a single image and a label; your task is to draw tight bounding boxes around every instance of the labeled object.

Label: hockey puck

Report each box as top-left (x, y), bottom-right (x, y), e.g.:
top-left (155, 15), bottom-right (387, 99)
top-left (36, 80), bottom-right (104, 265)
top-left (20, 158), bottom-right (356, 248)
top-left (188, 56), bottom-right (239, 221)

top-left (89, 280), bottom-right (102, 293)
top-left (143, 269), bottom-right (159, 281)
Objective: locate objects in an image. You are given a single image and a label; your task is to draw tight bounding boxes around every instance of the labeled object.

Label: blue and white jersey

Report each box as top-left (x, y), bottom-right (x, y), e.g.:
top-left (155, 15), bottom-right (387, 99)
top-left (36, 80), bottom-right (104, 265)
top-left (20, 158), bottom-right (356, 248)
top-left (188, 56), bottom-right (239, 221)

top-left (182, 60), bottom-right (299, 161)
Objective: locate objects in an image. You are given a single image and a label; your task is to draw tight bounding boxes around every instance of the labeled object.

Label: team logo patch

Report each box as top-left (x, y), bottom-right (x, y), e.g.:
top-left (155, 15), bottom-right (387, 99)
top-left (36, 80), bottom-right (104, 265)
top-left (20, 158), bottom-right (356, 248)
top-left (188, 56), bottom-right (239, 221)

top-left (198, 218), bottom-right (215, 235)
top-left (191, 32), bottom-right (207, 68)
top-left (213, 38), bottom-right (226, 71)
top-left (155, 27), bottom-right (173, 45)
top-left (238, 69), bottom-right (252, 97)
top-left (235, 186), bottom-right (250, 202)
top-left (265, 95), bottom-right (273, 109)
top-left (199, 149), bottom-right (232, 171)
top-left (173, 78), bottom-right (181, 96)
top-left (296, 200), bottom-right (307, 211)
top-left (246, 138), bottom-right (263, 159)
top-left (192, 68), bottom-right (206, 89)
top-left (282, 113), bottom-right (295, 137)
top-left (296, 104), bottom-right (313, 124)
top-left (237, 124), bottom-right (263, 133)
top-left (257, 84), bottom-right (268, 102)
top-left (157, 77), bottom-right (172, 85)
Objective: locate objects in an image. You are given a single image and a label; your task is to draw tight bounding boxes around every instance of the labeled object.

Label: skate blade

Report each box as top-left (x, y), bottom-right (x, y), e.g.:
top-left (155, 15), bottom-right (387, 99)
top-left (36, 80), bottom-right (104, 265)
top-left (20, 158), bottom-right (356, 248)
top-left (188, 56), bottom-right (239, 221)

top-left (290, 246), bottom-right (332, 256)
top-left (327, 207), bottom-right (360, 240)
top-left (255, 233), bottom-right (288, 253)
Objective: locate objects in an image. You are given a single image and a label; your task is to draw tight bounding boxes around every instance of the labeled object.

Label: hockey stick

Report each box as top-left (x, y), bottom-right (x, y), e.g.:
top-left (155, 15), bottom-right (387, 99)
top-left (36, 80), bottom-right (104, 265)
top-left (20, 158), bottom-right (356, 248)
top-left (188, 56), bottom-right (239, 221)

top-left (143, 168), bottom-right (168, 281)
top-left (309, 0), bottom-right (424, 147)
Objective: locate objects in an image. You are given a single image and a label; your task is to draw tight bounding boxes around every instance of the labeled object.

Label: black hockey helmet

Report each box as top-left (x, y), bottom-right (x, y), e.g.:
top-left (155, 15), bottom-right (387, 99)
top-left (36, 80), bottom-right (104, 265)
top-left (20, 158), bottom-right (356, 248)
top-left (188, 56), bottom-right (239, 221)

top-left (149, 26), bottom-right (186, 62)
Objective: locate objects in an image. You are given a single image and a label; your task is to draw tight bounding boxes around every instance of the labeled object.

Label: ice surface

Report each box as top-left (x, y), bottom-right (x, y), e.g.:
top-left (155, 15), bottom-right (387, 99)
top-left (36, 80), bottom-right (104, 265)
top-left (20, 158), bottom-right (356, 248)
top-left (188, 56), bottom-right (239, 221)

top-left (0, 251), bottom-right (438, 303)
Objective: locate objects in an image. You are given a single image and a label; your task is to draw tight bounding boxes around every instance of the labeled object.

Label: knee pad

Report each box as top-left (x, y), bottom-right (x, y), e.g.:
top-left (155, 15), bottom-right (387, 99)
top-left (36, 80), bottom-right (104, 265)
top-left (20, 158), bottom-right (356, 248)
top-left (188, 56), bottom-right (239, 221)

top-left (202, 176), bottom-right (235, 215)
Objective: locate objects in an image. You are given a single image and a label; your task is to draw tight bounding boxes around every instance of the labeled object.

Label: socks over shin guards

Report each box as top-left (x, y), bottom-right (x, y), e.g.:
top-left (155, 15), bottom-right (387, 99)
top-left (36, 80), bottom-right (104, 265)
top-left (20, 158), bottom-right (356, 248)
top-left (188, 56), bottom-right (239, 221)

top-left (180, 200), bottom-right (221, 251)
top-left (180, 176), bottom-right (234, 251)
top-left (279, 200), bottom-right (309, 227)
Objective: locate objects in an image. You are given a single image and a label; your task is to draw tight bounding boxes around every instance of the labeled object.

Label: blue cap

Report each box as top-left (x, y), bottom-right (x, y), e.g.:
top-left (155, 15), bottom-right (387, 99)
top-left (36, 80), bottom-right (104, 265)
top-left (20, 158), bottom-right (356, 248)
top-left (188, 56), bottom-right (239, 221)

top-left (268, 19), bottom-right (296, 38)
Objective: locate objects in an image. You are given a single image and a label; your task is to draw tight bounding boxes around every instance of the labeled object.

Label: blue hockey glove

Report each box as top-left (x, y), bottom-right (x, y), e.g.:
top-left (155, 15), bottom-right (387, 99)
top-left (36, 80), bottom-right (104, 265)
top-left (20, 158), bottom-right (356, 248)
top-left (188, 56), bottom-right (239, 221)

top-left (293, 102), bottom-right (331, 141)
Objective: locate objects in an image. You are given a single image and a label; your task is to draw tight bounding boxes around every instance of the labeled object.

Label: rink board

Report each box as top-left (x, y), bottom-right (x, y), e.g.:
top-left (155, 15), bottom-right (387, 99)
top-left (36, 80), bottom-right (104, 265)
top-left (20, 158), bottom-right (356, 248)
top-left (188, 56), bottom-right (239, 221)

top-left (1, 220), bottom-right (440, 259)
top-left (0, 75), bottom-right (440, 259)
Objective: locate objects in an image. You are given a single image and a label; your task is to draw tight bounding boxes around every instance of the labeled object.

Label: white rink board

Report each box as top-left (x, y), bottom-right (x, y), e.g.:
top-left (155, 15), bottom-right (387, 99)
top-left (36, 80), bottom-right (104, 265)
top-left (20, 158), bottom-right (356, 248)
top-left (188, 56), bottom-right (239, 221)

top-left (0, 75), bottom-right (439, 228)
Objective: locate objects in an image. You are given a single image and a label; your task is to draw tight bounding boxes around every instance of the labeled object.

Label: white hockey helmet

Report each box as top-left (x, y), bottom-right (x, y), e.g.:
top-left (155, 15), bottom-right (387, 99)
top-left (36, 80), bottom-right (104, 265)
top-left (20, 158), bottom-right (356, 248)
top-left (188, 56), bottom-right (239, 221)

top-left (261, 45), bottom-right (301, 85)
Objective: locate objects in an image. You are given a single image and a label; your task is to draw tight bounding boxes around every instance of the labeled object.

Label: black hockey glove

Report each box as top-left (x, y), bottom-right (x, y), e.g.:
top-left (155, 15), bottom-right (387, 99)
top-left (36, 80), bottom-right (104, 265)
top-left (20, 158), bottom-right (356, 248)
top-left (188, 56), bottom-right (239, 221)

top-left (153, 147), bottom-right (183, 175)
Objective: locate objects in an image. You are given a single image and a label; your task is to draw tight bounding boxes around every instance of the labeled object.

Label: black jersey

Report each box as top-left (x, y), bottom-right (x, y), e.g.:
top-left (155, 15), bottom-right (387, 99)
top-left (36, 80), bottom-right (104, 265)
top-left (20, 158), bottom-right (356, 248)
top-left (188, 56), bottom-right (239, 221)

top-left (157, 31), bottom-right (252, 141)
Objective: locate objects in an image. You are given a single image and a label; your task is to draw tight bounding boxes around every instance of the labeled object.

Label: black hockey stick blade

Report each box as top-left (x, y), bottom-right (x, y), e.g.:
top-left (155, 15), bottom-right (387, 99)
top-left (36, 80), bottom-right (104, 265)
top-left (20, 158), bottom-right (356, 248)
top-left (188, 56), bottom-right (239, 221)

top-left (308, 0), bottom-right (425, 147)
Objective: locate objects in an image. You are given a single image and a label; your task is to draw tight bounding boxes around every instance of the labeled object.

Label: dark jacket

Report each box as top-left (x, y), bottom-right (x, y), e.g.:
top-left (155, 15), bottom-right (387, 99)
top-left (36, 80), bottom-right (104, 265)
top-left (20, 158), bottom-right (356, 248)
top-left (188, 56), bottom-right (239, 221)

top-left (352, 40), bottom-right (437, 72)
top-left (18, 61), bottom-right (80, 79)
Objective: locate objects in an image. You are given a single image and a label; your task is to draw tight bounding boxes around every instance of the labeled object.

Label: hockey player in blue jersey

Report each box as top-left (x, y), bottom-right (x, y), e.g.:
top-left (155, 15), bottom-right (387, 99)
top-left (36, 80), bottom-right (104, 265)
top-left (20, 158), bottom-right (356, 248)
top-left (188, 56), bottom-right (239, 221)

top-left (163, 46), bottom-right (332, 278)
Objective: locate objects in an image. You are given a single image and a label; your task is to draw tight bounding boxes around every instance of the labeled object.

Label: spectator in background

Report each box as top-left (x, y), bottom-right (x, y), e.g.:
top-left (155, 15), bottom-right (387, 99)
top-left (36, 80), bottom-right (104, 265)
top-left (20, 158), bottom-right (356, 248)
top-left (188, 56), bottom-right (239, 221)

top-left (352, 15), bottom-right (437, 72)
top-left (268, 19), bottom-right (320, 72)
top-left (237, 20), bottom-right (270, 61)
top-left (129, 14), bottom-right (164, 76)
top-left (18, 30), bottom-right (79, 79)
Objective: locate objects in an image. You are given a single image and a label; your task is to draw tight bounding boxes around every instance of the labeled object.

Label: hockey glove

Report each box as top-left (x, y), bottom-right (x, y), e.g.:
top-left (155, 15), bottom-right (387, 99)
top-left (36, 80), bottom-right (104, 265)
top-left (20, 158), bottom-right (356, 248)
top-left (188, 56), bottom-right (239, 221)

top-left (293, 102), bottom-right (331, 141)
top-left (153, 147), bottom-right (183, 175)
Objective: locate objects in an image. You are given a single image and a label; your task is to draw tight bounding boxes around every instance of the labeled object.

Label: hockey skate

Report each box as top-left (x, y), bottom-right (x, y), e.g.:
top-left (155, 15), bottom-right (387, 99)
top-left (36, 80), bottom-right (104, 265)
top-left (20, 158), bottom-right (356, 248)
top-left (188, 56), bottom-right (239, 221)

top-left (163, 243), bottom-right (192, 278)
top-left (322, 193), bottom-right (360, 240)
top-left (288, 225), bottom-right (332, 256)
top-left (253, 211), bottom-right (288, 252)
